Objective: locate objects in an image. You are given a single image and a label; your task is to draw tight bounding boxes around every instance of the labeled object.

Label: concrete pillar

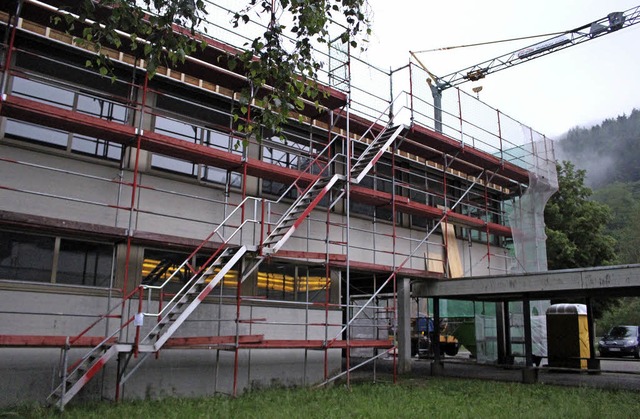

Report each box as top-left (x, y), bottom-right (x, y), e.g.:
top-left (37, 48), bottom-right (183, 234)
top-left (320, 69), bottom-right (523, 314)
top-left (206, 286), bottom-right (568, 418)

top-left (397, 277), bottom-right (411, 374)
top-left (431, 296), bottom-right (443, 375)
top-left (243, 129), bottom-right (260, 197)
top-left (523, 298), bottom-right (533, 367)
top-left (586, 296), bottom-right (601, 374)
top-left (496, 301), bottom-right (512, 365)
top-left (521, 298), bottom-right (538, 384)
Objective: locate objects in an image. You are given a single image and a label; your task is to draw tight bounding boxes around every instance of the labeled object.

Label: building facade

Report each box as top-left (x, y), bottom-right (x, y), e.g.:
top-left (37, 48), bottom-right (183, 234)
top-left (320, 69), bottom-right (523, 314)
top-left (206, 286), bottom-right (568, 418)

top-left (0, 0), bottom-right (556, 408)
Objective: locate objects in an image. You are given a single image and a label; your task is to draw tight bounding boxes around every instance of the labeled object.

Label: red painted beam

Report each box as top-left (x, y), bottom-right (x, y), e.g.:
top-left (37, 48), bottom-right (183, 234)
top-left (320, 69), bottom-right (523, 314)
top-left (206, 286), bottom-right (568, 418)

top-left (0, 335), bottom-right (115, 347)
top-left (0, 95), bottom-right (136, 143)
top-left (164, 335), bottom-right (264, 347)
top-left (330, 260), bottom-right (445, 280)
top-left (407, 124), bottom-right (530, 186)
top-left (351, 185), bottom-right (512, 237)
top-left (0, 95), bottom-right (512, 237)
top-left (240, 339), bottom-right (394, 349)
top-left (273, 250), bottom-right (347, 263)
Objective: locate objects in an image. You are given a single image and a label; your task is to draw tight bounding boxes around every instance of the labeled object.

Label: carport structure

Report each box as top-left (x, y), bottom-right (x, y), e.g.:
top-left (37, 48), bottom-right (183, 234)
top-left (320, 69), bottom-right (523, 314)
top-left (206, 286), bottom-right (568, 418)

top-left (397, 264), bottom-right (640, 381)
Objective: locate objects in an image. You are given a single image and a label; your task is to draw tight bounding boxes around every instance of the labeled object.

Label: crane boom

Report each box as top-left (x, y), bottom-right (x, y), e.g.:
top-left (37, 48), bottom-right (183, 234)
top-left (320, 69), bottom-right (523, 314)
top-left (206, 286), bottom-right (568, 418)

top-left (434, 5), bottom-right (640, 91)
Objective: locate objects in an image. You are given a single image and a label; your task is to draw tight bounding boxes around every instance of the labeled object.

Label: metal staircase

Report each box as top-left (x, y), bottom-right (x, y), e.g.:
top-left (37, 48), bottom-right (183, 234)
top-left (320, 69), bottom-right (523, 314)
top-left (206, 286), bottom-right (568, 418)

top-left (137, 246), bottom-right (247, 352)
top-left (47, 246), bottom-right (246, 409)
top-left (262, 174), bottom-right (344, 254)
top-left (351, 125), bottom-right (404, 184)
top-left (48, 122), bottom-right (404, 410)
top-left (47, 343), bottom-right (130, 409)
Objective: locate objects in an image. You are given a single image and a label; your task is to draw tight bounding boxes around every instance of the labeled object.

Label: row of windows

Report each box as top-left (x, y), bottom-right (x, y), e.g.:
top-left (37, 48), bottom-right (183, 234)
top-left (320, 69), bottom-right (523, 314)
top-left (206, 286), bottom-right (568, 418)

top-left (4, 50), bottom-right (507, 244)
top-left (142, 249), bottom-right (331, 303)
top-left (0, 231), bottom-right (113, 287)
top-left (0, 231), bottom-right (333, 302)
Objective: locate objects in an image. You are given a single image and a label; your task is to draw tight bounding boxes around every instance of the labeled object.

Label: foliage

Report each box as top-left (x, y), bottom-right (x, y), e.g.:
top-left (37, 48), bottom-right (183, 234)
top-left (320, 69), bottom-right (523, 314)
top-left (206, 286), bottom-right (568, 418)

top-left (597, 297), bottom-right (640, 336)
top-left (229, 0), bottom-right (371, 140)
top-left (53, 0), bottom-right (207, 76)
top-left (5, 380), bottom-right (640, 418)
top-left (555, 111), bottom-right (640, 319)
top-left (544, 161), bottom-right (617, 270)
top-left (53, 0), bottom-right (370, 143)
top-left (592, 182), bottom-right (640, 264)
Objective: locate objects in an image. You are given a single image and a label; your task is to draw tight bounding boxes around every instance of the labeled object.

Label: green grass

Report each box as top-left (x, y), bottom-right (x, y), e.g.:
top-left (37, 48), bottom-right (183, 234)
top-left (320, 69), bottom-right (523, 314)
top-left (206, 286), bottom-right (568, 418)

top-left (3, 378), bottom-right (640, 418)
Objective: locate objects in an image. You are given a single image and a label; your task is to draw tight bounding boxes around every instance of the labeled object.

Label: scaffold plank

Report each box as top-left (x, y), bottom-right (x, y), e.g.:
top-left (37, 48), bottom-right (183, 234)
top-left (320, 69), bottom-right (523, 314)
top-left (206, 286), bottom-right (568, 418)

top-left (0, 335), bottom-right (115, 347)
top-left (240, 339), bottom-right (394, 349)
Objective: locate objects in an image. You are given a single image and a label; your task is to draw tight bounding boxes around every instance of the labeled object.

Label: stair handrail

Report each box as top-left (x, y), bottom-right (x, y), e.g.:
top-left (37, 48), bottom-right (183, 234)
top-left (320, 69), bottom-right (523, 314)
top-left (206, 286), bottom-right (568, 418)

top-left (65, 285), bottom-right (141, 346)
top-left (357, 91), bottom-right (405, 143)
top-left (141, 196), bottom-right (261, 293)
top-left (140, 199), bottom-right (263, 318)
top-left (266, 153), bottom-right (344, 237)
top-left (270, 134), bottom-right (345, 206)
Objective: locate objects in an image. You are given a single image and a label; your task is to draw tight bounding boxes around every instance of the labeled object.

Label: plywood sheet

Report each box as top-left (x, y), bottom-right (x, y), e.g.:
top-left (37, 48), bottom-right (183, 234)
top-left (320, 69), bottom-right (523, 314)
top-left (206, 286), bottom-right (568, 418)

top-left (443, 222), bottom-right (464, 278)
top-left (426, 251), bottom-right (445, 274)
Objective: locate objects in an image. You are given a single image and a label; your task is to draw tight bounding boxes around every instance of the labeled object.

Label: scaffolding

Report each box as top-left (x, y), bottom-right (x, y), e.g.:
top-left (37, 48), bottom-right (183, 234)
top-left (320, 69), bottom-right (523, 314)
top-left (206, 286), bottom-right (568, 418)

top-left (0, 0), bottom-right (556, 408)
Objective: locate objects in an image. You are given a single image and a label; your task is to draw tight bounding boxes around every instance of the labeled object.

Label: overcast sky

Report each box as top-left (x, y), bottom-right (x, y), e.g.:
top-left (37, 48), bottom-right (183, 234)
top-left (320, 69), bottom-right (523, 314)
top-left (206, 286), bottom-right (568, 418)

top-left (361, 0), bottom-right (640, 139)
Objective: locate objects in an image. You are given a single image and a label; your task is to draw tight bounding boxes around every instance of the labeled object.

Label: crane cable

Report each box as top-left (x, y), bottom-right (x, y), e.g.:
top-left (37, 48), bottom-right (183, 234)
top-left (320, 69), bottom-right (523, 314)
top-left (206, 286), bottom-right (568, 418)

top-left (411, 30), bottom-right (566, 54)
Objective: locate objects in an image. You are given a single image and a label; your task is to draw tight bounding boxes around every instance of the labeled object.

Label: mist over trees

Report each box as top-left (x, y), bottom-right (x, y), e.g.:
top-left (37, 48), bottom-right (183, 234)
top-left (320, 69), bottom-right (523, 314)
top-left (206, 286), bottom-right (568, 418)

top-left (558, 109), bottom-right (640, 188)
top-left (556, 109), bottom-right (640, 266)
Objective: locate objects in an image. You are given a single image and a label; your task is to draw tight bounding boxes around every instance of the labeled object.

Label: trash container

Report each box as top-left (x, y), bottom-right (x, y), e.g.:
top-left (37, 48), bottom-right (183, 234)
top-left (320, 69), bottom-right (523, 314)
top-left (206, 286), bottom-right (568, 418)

top-left (546, 303), bottom-right (590, 369)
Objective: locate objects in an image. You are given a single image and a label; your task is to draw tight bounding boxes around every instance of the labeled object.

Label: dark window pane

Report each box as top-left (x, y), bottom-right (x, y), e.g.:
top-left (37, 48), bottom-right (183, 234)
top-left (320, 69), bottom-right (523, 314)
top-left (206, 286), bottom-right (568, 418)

top-left (71, 135), bottom-right (122, 160)
top-left (5, 120), bottom-right (69, 148)
top-left (303, 267), bottom-right (332, 303)
top-left (151, 154), bottom-right (197, 176)
top-left (257, 263), bottom-right (296, 301)
top-left (0, 231), bottom-right (54, 282)
top-left (76, 95), bottom-right (128, 123)
top-left (11, 77), bottom-right (74, 109)
top-left (57, 240), bottom-right (113, 287)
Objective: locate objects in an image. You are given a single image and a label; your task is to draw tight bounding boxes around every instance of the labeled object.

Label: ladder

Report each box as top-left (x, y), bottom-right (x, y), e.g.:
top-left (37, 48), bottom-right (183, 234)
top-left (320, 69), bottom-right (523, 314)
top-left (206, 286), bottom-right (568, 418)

top-left (243, 123), bottom-right (404, 279)
top-left (47, 343), bottom-right (131, 409)
top-left (48, 122), bottom-right (404, 409)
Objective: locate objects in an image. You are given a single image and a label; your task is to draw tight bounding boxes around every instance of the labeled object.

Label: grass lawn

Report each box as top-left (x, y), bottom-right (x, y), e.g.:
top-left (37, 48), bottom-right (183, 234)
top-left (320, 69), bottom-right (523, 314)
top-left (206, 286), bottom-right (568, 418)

top-left (3, 377), bottom-right (640, 418)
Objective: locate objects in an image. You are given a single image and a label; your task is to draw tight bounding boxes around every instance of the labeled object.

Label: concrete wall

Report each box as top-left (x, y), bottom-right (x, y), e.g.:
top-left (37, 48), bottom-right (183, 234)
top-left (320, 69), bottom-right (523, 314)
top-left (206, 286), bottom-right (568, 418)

top-left (0, 287), bottom-right (341, 406)
top-left (0, 142), bottom-right (508, 274)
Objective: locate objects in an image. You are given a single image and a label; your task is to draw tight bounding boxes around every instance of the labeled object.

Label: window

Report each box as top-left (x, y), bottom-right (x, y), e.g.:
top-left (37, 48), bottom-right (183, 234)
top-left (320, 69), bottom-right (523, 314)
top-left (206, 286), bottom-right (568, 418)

top-left (458, 191), bottom-right (504, 246)
top-left (142, 249), bottom-right (193, 295)
top-left (350, 151), bottom-right (398, 223)
top-left (257, 263), bottom-right (331, 303)
top-left (8, 47), bottom-right (131, 161)
top-left (0, 230), bottom-right (114, 286)
top-left (56, 239), bottom-right (113, 287)
top-left (0, 231), bottom-right (55, 282)
top-left (151, 94), bottom-right (242, 187)
top-left (142, 248), bottom-right (239, 296)
top-left (262, 135), bottom-right (311, 198)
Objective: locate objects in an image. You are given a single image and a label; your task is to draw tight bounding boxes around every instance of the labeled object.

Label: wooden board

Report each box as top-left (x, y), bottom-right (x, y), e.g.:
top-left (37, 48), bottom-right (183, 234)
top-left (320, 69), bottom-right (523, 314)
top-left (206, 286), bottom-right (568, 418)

top-left (443, 222), bottom-right (464, 278)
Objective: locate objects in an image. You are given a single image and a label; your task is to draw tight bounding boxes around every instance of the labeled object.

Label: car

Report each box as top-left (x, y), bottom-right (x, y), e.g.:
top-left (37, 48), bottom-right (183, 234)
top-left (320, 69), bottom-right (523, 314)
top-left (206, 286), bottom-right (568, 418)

top-left (598, 325), bottom-right (640, 358)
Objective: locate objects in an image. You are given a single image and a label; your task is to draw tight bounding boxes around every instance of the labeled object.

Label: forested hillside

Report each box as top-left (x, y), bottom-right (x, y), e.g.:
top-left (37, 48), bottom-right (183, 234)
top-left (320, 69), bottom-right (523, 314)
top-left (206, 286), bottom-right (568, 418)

top-left (556, 109), bottom-right (640, 264)
top-left (559, 108), bottom-right (640, 188)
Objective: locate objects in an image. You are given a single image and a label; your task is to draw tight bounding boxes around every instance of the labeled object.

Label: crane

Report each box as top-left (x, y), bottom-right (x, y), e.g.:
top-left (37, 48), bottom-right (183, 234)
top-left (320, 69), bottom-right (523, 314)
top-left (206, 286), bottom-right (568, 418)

top-left (412, 5), bottom-right (640, 131)
top-left (422, 5), bottom-right (640, 91)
